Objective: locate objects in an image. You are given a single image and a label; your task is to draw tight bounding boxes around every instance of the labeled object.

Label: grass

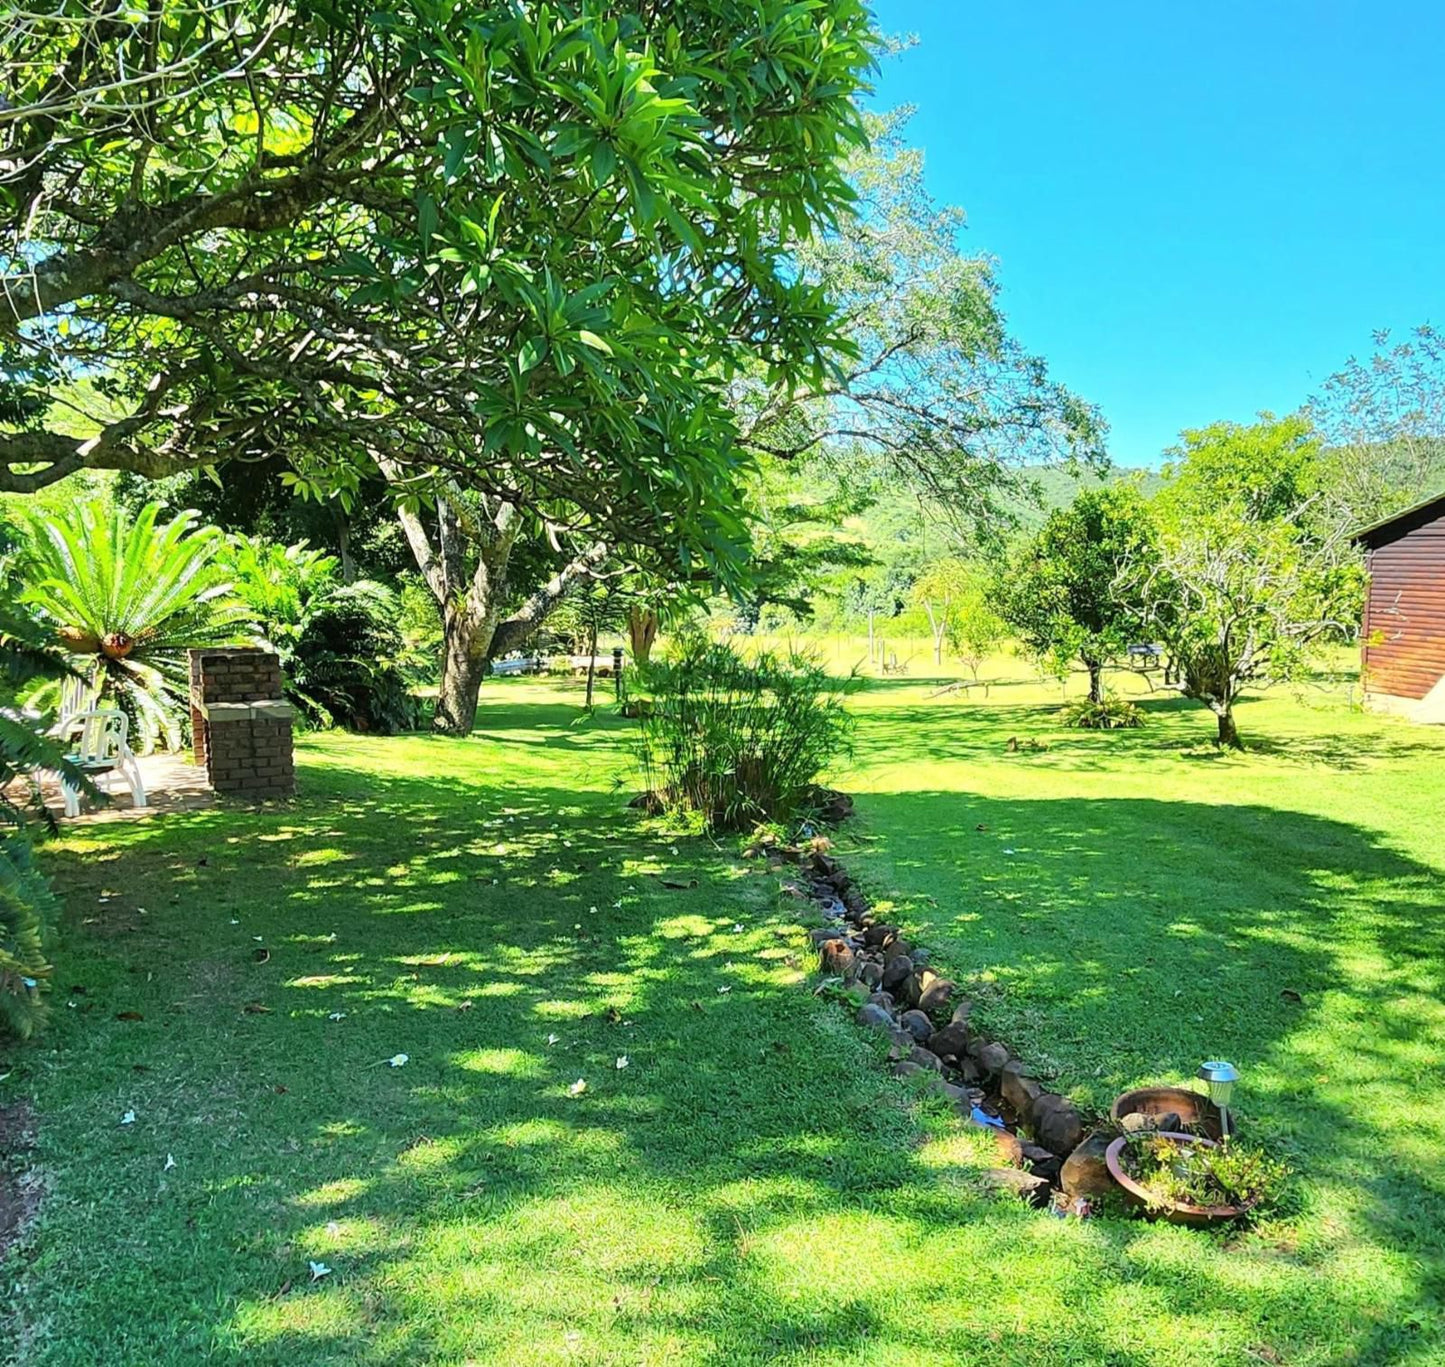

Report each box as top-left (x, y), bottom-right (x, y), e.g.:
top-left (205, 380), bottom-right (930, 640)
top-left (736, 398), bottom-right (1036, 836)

top-left (3, 664), bottom-right (1444, 1364)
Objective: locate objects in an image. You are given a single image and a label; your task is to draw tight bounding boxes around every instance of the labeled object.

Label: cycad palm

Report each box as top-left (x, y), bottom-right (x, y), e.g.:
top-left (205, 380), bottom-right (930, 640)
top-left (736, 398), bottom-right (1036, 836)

top-left (21, 501), bottom-right (252, 751)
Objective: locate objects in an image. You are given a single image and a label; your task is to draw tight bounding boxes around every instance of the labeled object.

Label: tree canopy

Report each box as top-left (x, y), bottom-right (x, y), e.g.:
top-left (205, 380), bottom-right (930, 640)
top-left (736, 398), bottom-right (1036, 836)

top-left (2, 0), bottom-right (876, 578)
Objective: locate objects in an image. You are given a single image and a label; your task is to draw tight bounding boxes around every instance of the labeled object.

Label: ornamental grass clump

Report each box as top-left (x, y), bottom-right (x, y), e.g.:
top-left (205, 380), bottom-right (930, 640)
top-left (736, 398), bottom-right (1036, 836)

top-left (636, 640), bottom-right (853, 833)
top-left (1058, 694), bottom-right (1144, 730)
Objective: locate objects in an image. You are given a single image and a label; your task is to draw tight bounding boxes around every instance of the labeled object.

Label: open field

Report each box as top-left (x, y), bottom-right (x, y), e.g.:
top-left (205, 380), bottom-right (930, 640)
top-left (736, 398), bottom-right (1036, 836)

top-left (3, 674), bottom-right (1443, 1365)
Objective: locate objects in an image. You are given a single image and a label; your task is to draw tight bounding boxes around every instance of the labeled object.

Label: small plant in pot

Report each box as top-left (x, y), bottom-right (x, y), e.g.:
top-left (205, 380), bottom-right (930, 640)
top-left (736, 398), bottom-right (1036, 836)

top-left (1105, 1131), bottom-right (1288, 1227)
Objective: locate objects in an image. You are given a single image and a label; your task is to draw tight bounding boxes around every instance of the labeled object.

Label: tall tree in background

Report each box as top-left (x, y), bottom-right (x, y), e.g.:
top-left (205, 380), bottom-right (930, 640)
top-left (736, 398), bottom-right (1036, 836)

top-left (1001, 485), bottom-right (1156, 702)
top-left (1307, 325), bottom-right (1445, 528)
top-left (735, 111), bottom-right (1106, 531)
top-left (2, 2), bottom-right (877, 733)
top-left (1137, 415), bottom-right (1364, 749)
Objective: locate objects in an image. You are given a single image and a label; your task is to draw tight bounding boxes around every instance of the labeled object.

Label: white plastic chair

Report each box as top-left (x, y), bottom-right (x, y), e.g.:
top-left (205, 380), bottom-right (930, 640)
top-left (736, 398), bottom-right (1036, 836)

top-left (60, 709), bottom-right (147, 817)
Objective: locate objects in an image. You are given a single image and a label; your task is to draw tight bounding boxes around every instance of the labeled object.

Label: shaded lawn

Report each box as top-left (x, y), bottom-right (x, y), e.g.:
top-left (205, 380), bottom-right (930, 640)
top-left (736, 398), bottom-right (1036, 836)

top-left (843, 678), bottom-right (1445, 1364)
top-left (1, 679), bottom-right (1442, 1363)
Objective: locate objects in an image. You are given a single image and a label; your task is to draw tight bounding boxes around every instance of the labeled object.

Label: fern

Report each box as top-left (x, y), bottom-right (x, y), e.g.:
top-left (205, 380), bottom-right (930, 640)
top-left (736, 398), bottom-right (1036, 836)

top-left (0, 834), bottom-right (57, 1039)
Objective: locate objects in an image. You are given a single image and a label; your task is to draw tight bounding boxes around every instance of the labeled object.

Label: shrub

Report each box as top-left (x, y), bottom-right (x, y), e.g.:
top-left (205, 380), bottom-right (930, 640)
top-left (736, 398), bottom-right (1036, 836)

top-left (1058, 695), bottom-right (1144, 730)
top-left (222, 537), bottom-right (420, 733)
top-left (0, 832), bottom-right (58, 1040)
top-left (635, 640), bottom-right (853, 832)
top-left (0, 605), bottom-right (77, 1040)
top-left (292, 582), bottom-right (421, 734)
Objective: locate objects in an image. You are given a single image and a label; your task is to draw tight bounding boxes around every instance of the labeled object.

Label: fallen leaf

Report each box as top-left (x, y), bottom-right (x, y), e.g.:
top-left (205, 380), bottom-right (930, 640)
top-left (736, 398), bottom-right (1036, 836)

top-left (274, 1084), bottom-right (288, 1094)
top-left (568, 1078), bottom-right (587, 1096)
top-left (269, 1279), bottom-right (293, 1301)
top-left (114, 1010), bottom-right (144, 1022)
top-left (386, 1053), bottom-right (409, 1068)
top-left (120, 1109), bottom-right (136, 1125)
top-left (661, 878), bottom-right (697, 891)
top-left (1280, 988), bottom-right (1303, 1004)
top-left (546, 1033), bottom-right (560, 1046)
top-left (243, 1002), bottom-right (272, 1015)
top-left (253, 948), bottom-right (270, 964)
top-left (717, 985), bottom-right (732, 995)
top-left (615, 1055), bottom-right (629, 1070)
top-left (604, 1006), bottom-right (622, 1024)
top-left (328, 1011), bottom-right (346, 1021)
top-left (309, 1260), bottom-right (332, 1282)
top-left (164, 1153), bottom-right (176, 1171)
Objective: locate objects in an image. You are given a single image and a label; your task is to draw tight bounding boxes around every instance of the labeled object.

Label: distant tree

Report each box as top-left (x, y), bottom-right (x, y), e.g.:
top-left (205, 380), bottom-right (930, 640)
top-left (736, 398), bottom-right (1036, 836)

top-left (737, 111), bottom-right (1106, 531)
top-left (1001, 485), bottom-right (1156, 702)
top-left (1307, 325), bottom-right (1445, 528)
top-left (951, 580), bottom-right (1010, 682)
top-left (1137, 415), bottom-right (1364, 749)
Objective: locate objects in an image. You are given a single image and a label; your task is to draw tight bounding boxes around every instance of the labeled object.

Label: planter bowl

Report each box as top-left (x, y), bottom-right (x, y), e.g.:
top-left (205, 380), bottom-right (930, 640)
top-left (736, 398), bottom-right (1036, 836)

top-left (1104, 1132), bottom-right (1260, 1227)
top-left (1111, 1085), bottom-right (1223, 1140)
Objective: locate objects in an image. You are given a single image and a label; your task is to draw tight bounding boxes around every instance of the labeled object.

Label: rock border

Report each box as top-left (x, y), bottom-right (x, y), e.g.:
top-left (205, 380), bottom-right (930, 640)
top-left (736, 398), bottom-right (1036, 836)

top-left (752, 832), bottom-right (1114, 1212)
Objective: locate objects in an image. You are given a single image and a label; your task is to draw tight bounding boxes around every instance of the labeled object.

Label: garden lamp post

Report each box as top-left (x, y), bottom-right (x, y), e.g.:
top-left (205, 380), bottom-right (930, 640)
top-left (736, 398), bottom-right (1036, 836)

top-left (1198, 1060), bottom-right (1239, 1139)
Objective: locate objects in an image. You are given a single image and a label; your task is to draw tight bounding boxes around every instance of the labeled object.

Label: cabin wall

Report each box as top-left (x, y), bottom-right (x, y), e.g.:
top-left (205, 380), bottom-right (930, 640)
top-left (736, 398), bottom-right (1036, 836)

top-left (1362, 514), bottom-right (1445, 722)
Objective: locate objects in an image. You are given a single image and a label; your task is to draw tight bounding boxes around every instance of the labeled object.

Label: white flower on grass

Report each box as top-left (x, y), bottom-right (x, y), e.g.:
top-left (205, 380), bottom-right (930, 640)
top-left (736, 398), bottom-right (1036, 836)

top-left (252, 936), bottom-right (263, 942)
top-left (615, 1055), bottom-right (629, 1070)
top-left (717, 986), bottom-right (731, 995)
top-left (386, 1054), bottom-right (409, 1068)
top-left (229, 919), bottom-right (239, 925)
top-left (669, 847), bottom-right (679, 856)
top-left (568, 1078), bottom-right (587, 1096)
top-left (164, 1154), bottom-right (176, 1171)
top-left (731, 923), bottom-right (744, 934)
top-left (589, 905), bottom-right (598, 915)
top-left (120, 1109), bottom-right (136, 1125)
top-left (613, 900), bottom-right (622, 909)
top-left (546, 1033), bottom-right (560, 1046)
top-left (328, 1012), bottom-right (346, 1022)
top-left (309, 1260), bottom-right (332, 1281)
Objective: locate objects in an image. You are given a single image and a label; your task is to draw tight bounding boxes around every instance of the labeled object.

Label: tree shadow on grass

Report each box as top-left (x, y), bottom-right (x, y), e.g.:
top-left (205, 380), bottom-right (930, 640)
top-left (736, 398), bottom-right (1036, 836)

top-left (19, 729), bottom-right (1445, 1364)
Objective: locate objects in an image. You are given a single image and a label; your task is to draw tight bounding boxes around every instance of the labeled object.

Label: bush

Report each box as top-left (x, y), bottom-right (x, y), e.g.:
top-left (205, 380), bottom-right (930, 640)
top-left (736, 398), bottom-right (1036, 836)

top-left (222, 537), bottom-right (420, 733)
top-left (0, 832), bottom-right (58, 1040)
top-left (1058, 695), bottom-right (1144, 730)
top-left (635, 640), bottom-right (853, 832)
top-left (292, 582), bottom-right (421, 734)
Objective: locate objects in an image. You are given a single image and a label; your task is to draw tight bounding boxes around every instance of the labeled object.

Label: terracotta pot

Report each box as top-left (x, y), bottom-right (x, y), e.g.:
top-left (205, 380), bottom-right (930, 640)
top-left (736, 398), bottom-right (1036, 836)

top-left (1104, 1133), bottom-right (1260, 1227)
top-left (1111, 1085), bottom-right (1223, 1140)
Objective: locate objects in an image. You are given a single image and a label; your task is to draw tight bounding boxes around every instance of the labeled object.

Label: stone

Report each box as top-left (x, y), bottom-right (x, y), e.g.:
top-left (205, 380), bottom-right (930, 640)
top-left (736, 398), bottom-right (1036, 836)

top-left (976, 1041), bottom-right (1010, 1076)
top-left (911, 947), bottom-right (931, 969)
top-left (1020, 1142), bottom-right (1053, 1164)
top-left (818, 940), bottom-right (856, 977)
top-left (855, 1003), bottom-right (893, 1031)
top-left (981, 1168), bottom-right (1051, 1206)
top-left (1000, 1061), bottom-right (1043, 1119)
top-left (930, 1078), bottom-right (969, 1103)
top-left (950, 999), bottom-right (974, 1027)
top-left (1060, 1132), bottom-right (1118, 1200)
top-left (1155, 1111), bottom-right (1184, 1135)
top-left (858, 961), bottom-right (883, 989)
top-left (862, 924), bottom-right (897, 947)
top-left (882, 938), bottom-right (912, 964)
top-left (918, 976), bottom-right (955, 1016)
top-left (899, 1009), bottom-right (933, 1042)
top-left (1032, 1095), bottom-right (1085, 1158)
top-left (881, 956), bottom-right (913, 994)
top-left (957, 1057), bottom-right (984, 1085)
top-left (987, 1126), bottom-right (1025, 1167)
top-left (902, 974), bottom-right (923, 1008)
top-left (808, 928), bottom-right (848, 945)
top-left (907, 1046), bottom-right (943, 1072)
top-left (892, 1061), bottom-right (927, 1080)
top-left (869, 991), bottom-right (896, 1011)
top-left (843, 887), bottom-right (869, 916)
top-left (1120, 1111), bottom-right (1153, 1135)
top-left (926, 1023), bottom-right (969, 1062)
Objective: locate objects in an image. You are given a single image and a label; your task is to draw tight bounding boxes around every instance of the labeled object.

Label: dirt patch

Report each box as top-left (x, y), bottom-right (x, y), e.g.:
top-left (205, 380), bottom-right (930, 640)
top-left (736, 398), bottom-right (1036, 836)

top-left (0, 1100), bottom-right (41, 1260)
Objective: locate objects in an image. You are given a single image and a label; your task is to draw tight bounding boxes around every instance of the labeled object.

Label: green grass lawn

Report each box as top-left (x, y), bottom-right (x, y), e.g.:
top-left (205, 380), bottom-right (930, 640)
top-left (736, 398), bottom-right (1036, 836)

top-left (4, 672), bottom-right (1444, 1365)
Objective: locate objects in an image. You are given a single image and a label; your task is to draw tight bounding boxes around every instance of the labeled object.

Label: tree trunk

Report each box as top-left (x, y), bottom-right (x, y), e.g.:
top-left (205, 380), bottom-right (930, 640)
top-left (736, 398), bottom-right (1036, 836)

top-left (434, 611), bottom-right (492, 736)
top-left (584, 619), bottom-right (599, 709)
top-left (335, 510), bottom-right (356, 584)
top-left (1216, 707), bottom-right (1243, 749)
top-left (1086, 659), bottom-right (1104, 703)
top-left (628, 605), bottom-right (659, 664)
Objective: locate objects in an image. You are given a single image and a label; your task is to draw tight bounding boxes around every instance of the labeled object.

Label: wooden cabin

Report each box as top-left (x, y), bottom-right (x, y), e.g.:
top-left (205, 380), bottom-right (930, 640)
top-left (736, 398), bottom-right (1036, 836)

top-left (1354, 493), bottom-right (1445, 723)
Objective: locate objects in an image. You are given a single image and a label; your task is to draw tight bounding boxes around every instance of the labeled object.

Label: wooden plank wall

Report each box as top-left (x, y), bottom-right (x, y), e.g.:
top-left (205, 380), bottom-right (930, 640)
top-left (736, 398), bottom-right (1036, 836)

top-left (1363, 512), bottom-right (1445, 700)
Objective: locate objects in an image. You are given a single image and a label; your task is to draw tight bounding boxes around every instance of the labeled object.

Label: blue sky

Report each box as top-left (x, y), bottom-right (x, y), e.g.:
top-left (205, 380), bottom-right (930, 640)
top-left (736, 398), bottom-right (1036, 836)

top-left (869, 1), bottom-right (1445, 467)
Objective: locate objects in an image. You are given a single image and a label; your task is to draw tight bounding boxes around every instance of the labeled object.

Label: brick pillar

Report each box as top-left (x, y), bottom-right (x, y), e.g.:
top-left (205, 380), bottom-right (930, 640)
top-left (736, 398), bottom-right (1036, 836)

top-left (188, 648), bottom-right (295, 798)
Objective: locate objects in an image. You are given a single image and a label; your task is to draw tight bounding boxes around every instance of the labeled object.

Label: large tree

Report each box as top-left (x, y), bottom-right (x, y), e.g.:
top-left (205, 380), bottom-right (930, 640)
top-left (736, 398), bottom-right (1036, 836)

top-left (1001, 484), bottom-right (1156, 702)
top-left (1138, 415), bottom-right (1364, 749)
top-left (735, 111), bottom-right (1106, 528)
top-left (2, 1), bottom-right (877, 731)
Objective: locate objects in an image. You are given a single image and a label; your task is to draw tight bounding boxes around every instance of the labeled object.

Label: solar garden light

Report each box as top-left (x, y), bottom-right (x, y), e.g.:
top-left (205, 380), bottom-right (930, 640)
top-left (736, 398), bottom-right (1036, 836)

top-left (1197, 1060), bottom-right (1239, 1139)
